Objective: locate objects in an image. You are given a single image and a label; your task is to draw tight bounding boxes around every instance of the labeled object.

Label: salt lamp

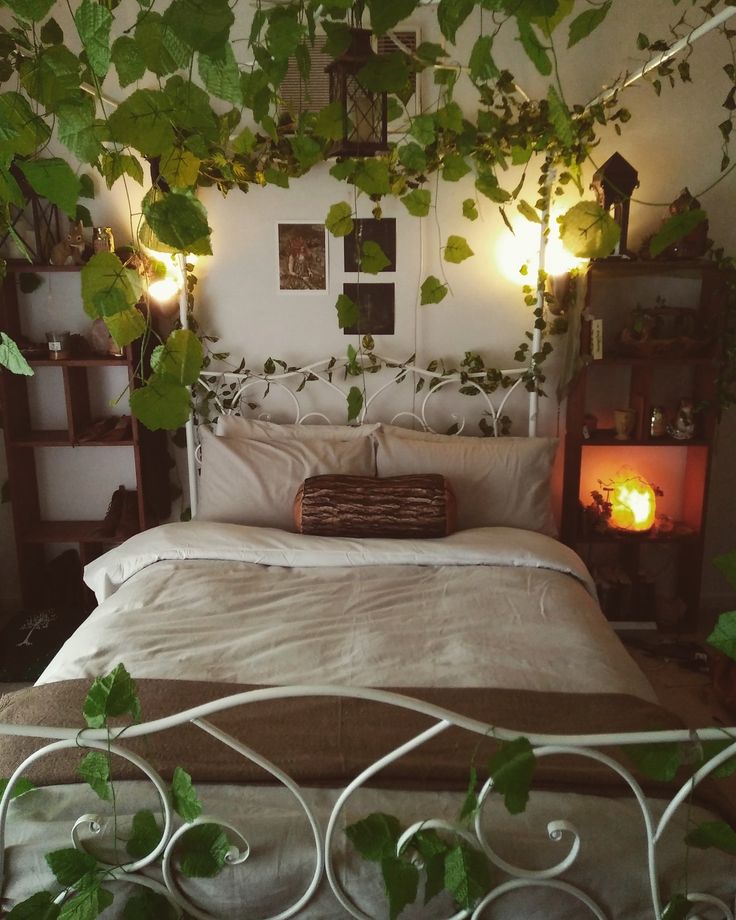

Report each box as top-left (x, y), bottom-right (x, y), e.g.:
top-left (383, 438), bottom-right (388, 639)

top-left (609, 469), bottom-right (657, 532)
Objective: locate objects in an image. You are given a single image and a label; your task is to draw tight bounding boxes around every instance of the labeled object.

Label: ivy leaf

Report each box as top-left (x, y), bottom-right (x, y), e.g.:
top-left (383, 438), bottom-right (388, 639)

top-left (360, 240), bottom-right (391, 274)
top-left (0, 92), bottom-right (51, 158)
top-left (436, 101), bottom-right (463, 134)
top-left (178, 823), bottom-right (230, 878)
top-left (122, 890), bottom-right (177, 920)
top-left (381, 856), bottom-right (419, 920)
top-left (444, 235), bottom-right (474, 264)
top-left (326, 201), bottom-right (354, 237)
top-left (488, 737), bottom-right (536, 814)
top-left (649, 209), bottom-right (707, 258)
top-left (622, 741), bottom-right (681, 781)
top-left (399, 143), bottom-right (427, 172)
top-left (151, 329), bottom-right (203, 386)
top-left (347, 386), bottom-right (364, 421)
top-left (707, 610), bottom-right (736, 660)
top-left (159, 145), bottom-right (201, 189)
top-left (442, 154), bottom-right (471, 182)
top-left (516, 18), bottom-right (551, 76)
top-left (685, 820), bottom-right (736, 854)
top-left (163, 0), bottom-right (234, 56)
top-left (699, 739), bottom-right (736, 778)
top-left (661, 895), bottom-right (690, 920)
top-left (20, 44), bottom-right (80, 112)
top-left (437, 0), bottom-right (474, 44)
top-left (58, 880), bottom-right (113, 920)
top-left (354, 159), bottom-right (390, 197)
top-left (77, 751), bottom-right (111, 801)
top-left (289, 135), bottom-right (323, 170)
top-left (366, 0), bottom-right (419, 35)
top-left (108, 89), bottom-right (175, 158)
top-left (462, 198), bottom-right (479, 221)
top-left (0, 776), bottom-right (35, 799)
top-left (135, 13), bottom-right (190, 78)
top-left (57, 99), bottom-right (104, 165)
top-left (357, 53), bottom-right (410, 94)
top-left (130, 376), bottom-right (191, 430)
top-left (313, 101), bottom-right (345, 141)
top-left (517, 200), bottom-right (541, 223)
top-left (5, 891), bottom-right (60, 920)
top-left (264, 168), bottom-right (289, 188)
top-left (264, 7), bottom-right (303, 59)
top-left (476, 172), bottom-right (511, 203)
top-left (143, 189), bottom-right (212, 255)
top-left (420, 275), bottom-right (448, 304)
top-left (171, 766), bottom-right (202, 821)
top-left (83, 662), bottom-right (141, 729)
top-left (345, 812), bottom-right (401, 861)
top-left (4, 0), bottom-right (55, 21)
top-left (81, 252), bottom-right (143, 321)
top-left (198, 45), bottom-right (243, 105)
top-left (558, 200), bottom-right (620, 258)
top-left (459, 766), bottom-right (479, 820)
top-left (18, 158), bottom-right (80, 218)
top-left (715, 551), bottom-right (736, 590)
top-left (409, 114), bottom-right (435, 146)
top-left (0, 333), bottom-right (34, 376)
top-left (111, 36), bottom-right (146, 87)
top-left (45, 848), bottom-right (97, 887)
top-left (232, 127), bottom-right (256, 155)
top-left (126, 809), bottom-right (163, 859)
top-left (568, 0), bottom-right (612, 48)
top-left (99, 152), bottom-right (144, 190)
top-left (336, 293), bottom-right (360, 329)
top-left (322, 20), bottom-right (352, 58)
top-left (401, 188), bottom-right (431, 217)
top-left (106, 308), bottom-right (147, 347)
top-left (469, 34), bottom-right (499, 83)
top-left (531, 0), bottom-right (574, 36)
top-left (75, 0), bottom-right (112, 80)
top-left (547, 85), bottom-right (575, 148)
top-left (444, 843), bottom-right (491, 910)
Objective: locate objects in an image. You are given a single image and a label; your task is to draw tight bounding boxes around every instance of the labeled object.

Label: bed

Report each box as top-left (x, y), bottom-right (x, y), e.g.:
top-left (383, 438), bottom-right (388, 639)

top-left (1, 359), bottom-right (735, 919)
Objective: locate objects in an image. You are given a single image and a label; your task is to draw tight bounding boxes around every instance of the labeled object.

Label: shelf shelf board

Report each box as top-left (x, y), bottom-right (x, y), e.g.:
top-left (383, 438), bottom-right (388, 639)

top-left (576, 431), bottom-right (709, 448)
top-left (28, 356), bottom-right (128, 368)
top-left (583, 354), bottom-right (716, 367)
top-left (20, 521), bottom-right (128, 544)
top-left (588, 258), bottom-right (717, 277)
top-left (574, 530), bottom-right (700, 545)
top-left (10, 429), bottom-right (71, 447)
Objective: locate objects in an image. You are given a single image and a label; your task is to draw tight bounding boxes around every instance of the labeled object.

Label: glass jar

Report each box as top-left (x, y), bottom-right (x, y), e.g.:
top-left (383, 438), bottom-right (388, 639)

top-left (649, 406), bottom-right (666, 438)
top-left (92, 226), bottom-right (115, 254)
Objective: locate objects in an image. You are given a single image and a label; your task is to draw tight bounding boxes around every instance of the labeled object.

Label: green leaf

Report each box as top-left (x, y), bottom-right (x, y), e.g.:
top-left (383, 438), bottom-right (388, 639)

top-left (517, 200), bottom-right (541, 223)
top-left (381, 856), bottom-right (419, 920)
top-left (420, 275), bottom-right (448, 304)
top-left (357, 52), bottom-right (410, 94)
top-left (99, 152), bottom-right (144, 190)
top-left (462, 198), bottom-right (479, 221)
top-left (0, 163), bottom-right (24, 207)
top-left (5, 0), bottom-right (55, 21)
top-left (0, 92), bottom-right (51, 158)
top-left (409, 114), bottom-right (435, 146)
top-left (18, 158), bottom-right (80, 218)
top-left (437, 0), bottom-right (474, 44)
top-left (198, 44), bottom-right (243, 105)
top-left (558, 200), bottom-right (620, 258)
top-left (444, 843), bottom-right (491, 910)
top-left (488, 737), bottom-right (536, 814)
top-left (622, 741), bottom-right (681, 781)
top-left (163, 0), bottom-right (234, 56)
top-left (106, 308), bottom-right (147, 347)
top-left (415, 42), bottom-right (448, 64)
top-left (649, 209), bottom-right (707, 259)
top-left (347, 386), bottom-right (364, 421)
top-left (6, 891), bottom-right (60, 920)
top-left (159, 145), bottom-right (201, 189)
top-left (171, 766), bottom-right (202, 821)
top-left (122, 890), bottom-right (177, 920)
top-left (516, 18), bottom-right (551, 76)
top-left (436, 101), bottom-right (463, 134)
top-left (77, 751), bottom-right (111, 801)
top-left (442, 154), bottom-right (471, 182)
top-left (264, 168), bottom-right (289, 188)
top-left (75, 0), bottom-right (112, 80)
top-left (81, 252), bottom-right (143, 320)
top-left (401, 188), bottom-right (431, 217)
top-left (661, 895), bottom-right (690, 920)
top-left (57, 99), bottom-right (104, 165)
top-left (232, 127), bottom-right (256, 155)
top-left (0, 776), bottom-right (35, 799)
top-left (313, 102), bottom-right (345, 141)
top-left (46, 848), bottom-right (97, 887)
top-left (135, 12), bottom-right (190, 77)
top-left (366, 0), bottom-right (419, 35)
top-left (322, 20), bottom-right (352, 58)
top-left (360, 240), bottom-right (391, 274)
top-left (469, 34), bottom-right (499, 83)
top-left (83, 662), bottom-right (141, 729)
top-left (326, 201), bottom-right (354, 237)
top-left (715, 552), bottom-right (736, 590)
top-left (0, 333), bottom-right (34, 376)
top-left (151, 329), bottom-right (203, 386)
top-left (547, 85), bottom-right (575, 148)
top-left (568, 0), bottom-right (612, 48)
top-left (459, 766), bottom-right (479, 820)
top-left (130, 376), bottom-right (191, 430)
top-left (707, 610), bottom-right (736, 661)
top-left (19, 45), bottom-right (80, 110)
top-left (264, 7), bottom-right (303, 59)
top-left (178, 822), bottom-right (230, 877)
top-left (346, 812), bottom-right (402, 861)
top-left (111, 36), bottom-right (146, 88)
top-left (289, 134), bottom-right (323, 170)
top-left (699, 739), bottom-right (736, 778)
top-left (126, 809), bottom-right (163, 859)
top-left (531, 0), bottom-right (574, 36)
top-left (108, 89), bottom-right (175, 158)
top-left (399, 143), bottom-right (427, 172)
top-left (58, 881), bottom-right (113, 920)
top-left (444, 235), bottom-right (474, 264)
top-left (354, 159), bottom-right (390, 197)
top-left (476, 172), bottom-right (511, 203)
top-left (336, 293), bottom-right (359, 329)
top-left (686, 820), bottom-right (736, 854)
top-left (143, 189), bottom-right (212, 255)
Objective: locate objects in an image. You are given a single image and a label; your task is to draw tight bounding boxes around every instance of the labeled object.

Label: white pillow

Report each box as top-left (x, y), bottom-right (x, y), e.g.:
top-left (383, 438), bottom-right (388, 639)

top-left (216, 416), bottom-right (381, 441)
top-left (374, 428), bottom-right (558, 535)
top-left (197, 429), bottom-right (375, 530)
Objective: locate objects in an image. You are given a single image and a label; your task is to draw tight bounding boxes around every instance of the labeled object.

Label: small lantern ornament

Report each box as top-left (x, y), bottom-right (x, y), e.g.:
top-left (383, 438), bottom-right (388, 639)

top-left (608, 468), bottom-right (657, 533)
top-left (591, 152), bottom-right (639, 258)
top-left (325, 29), bottom-right (388, 157)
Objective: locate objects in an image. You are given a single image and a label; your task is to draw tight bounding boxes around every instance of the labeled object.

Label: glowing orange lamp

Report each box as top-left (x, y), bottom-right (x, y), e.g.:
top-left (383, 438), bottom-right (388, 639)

top-left (608, 468), bottom-right (657, 532)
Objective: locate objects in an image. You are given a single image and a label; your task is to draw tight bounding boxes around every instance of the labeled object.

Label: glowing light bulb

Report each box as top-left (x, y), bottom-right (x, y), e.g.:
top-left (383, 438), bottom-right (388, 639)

top-left (148, 277), bottom-right (180, 304)
top-left (496, 212), bottom-right (587, 283)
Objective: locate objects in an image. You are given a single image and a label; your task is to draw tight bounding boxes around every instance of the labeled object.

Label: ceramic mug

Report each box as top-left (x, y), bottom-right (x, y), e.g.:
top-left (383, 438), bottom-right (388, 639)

top-left (613, 407), bottom-right (636, 441)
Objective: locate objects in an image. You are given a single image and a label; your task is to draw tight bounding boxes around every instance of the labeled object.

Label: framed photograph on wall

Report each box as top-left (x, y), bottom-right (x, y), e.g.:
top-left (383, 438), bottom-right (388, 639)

top-left (343, 218), bottom-right (396, 272)
top-left (277, 222), bottom-right (328, 292)
top-left (343, 283), bottom-right (395, 335)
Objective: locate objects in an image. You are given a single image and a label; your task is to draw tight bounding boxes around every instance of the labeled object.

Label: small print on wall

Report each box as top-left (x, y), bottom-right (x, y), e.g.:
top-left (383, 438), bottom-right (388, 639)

top-left (277, 222), bottom-right (328, 292)
top-left (343, 218), bottom-right (396, 272)
top-left (343, 283), bottom-right (395, 335)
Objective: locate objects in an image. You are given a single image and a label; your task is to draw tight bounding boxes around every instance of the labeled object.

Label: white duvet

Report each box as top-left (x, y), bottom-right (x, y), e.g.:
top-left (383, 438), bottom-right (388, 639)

top-left (39, 522), bottom-right (655, 701)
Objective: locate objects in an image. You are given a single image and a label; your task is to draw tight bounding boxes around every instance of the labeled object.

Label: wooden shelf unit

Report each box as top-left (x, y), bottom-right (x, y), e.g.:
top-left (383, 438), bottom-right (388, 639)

top-left (0, 263), bottom-right (170, 611)
top-left (561, 259), bottom-right (728, 629)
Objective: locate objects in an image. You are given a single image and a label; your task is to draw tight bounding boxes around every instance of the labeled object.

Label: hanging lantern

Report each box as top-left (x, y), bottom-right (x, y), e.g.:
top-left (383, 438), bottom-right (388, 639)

top-left (608, 468), bottom-right (657, 532)
top-left (325, 28), bottom-right (388, 157)
top-left (590, 152), bottom-right (639, 257)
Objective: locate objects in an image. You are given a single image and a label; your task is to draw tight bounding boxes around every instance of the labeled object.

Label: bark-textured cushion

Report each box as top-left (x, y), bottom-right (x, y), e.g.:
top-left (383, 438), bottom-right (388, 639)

top-left (294, 474), bottom-right (456, 538)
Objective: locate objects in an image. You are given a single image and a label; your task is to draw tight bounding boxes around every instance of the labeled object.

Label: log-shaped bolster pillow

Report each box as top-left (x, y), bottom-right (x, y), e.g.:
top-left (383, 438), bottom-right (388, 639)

top-left (294, 474), bottom-right (457, 538)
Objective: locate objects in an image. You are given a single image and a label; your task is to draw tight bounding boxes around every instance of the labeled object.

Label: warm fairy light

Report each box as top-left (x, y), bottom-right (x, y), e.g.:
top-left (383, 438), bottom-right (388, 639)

top-left (609, 470), bottom-right (657, 532)
top-left (148, 277), bottom-right (180, 305)
top-left (496, 211), bottom-right (587, 283)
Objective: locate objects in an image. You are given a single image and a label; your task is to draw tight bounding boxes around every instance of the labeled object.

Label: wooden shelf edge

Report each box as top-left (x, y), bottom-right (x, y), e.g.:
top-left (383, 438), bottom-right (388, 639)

top-left (28, 357), bottom-right (129, 368)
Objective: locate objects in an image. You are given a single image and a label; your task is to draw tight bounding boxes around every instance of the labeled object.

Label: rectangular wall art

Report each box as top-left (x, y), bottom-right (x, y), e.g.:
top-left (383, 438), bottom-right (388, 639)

top-left (342, 283), bottom-right (395, 335)
top-left (343, 218), bottom-right (396, 273)
top-left (277, 222), bottom-right (328, 292)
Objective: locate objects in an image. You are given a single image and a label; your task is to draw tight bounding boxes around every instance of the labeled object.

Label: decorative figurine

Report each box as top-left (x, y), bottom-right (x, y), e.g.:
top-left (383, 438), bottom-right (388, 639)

top-left (590, 152), bottom-right (639, 258)
top-left (663, 188), bottom-right (709, 259)
top-left (668, 398), bottom-right (696, 440)
top-left (49, 220), bottom-right (86, 265)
